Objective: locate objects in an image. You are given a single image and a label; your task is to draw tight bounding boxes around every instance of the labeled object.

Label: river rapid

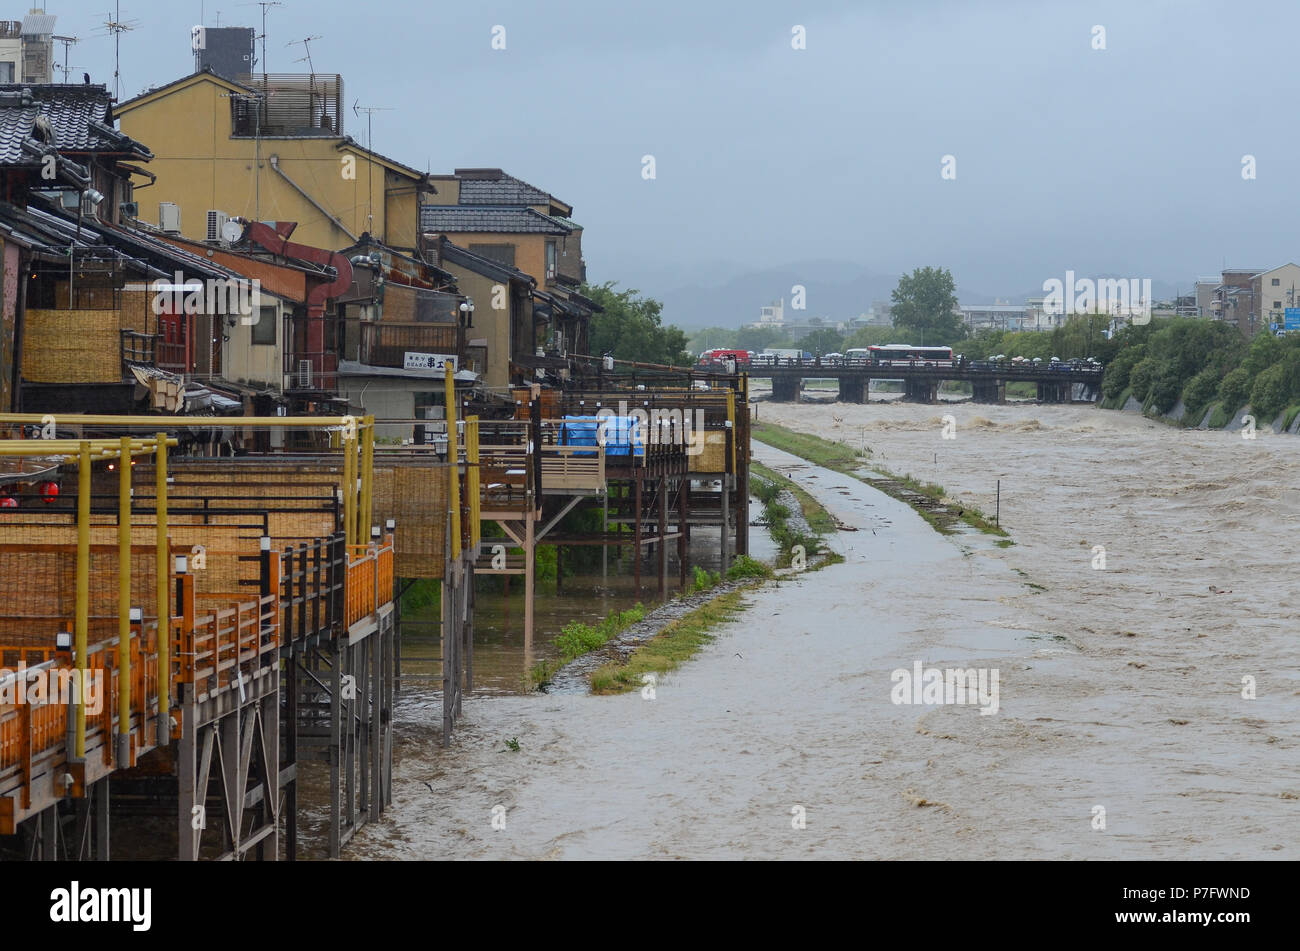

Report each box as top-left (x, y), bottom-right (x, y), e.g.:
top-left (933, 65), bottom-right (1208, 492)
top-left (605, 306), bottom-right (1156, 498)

top-left (350, 399), bottom-right (1297, 860)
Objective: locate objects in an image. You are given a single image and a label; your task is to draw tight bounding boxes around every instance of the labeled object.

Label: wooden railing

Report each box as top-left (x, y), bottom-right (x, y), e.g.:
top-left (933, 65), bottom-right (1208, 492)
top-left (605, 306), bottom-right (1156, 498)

top-left (180, 596), bottom-right (276, 691)
top-left (0, 621), bottom-right (162, 797)
top-left (541, 445), bottom-right (605, 491)
top-left (0, 527), bottom-right (395, 826)
top-left (344, 533), bottom-right (394, 629)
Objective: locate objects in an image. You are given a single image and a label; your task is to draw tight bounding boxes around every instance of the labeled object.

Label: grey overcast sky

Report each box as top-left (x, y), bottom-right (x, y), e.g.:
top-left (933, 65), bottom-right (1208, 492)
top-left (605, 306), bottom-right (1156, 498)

top-left (61, 0), bottom-right (1300, 307)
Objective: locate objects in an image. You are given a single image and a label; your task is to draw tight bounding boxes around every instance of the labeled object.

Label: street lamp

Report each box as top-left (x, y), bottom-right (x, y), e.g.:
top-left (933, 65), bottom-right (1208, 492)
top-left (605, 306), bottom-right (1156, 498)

top-left (458, 298), bottom-right (475, 328)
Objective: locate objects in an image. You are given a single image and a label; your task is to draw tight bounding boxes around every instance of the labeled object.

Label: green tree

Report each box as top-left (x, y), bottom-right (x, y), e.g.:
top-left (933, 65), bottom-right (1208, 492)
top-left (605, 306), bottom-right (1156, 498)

top-left (1128, 357), bottom-right (1157, 401)
top-left (583, 282), bottom-right (690, 366)
top-left (687, 326), bottom-right (738, 353)
top-left (1249, 363), bottom-right (1289, 421)
top-left (843, 325), bottom-right (907, 349)
top-left (1217, 366), bottom-right (1250, 412)
top-left (1181, 367), bottom-right (1221, 422)
top-left (735, 325), bottom-right (795, 352)
top-left (797, 328), bottom-right (845, 355)
top-left (889, 267), bottom-right (965, 345)
top-left (1101, 344), bottom-right (1146, 400)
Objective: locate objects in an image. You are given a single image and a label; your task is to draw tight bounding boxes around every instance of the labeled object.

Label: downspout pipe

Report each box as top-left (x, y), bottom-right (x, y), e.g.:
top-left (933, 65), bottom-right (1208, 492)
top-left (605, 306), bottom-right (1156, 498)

top-left (267, 155), bottom-right (359, 244)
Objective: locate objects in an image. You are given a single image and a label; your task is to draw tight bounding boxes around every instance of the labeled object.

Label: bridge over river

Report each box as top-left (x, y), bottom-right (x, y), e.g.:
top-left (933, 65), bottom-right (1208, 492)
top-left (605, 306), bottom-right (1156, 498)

top-left (746, 360), bottom-right (1105, 403)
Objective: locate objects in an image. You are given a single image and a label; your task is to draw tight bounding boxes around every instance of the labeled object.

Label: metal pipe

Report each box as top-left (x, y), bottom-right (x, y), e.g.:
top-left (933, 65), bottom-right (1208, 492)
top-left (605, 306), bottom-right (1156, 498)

top-left (0, 414), bottom-right (372, 428)
top-left (360, 415), bottom-right (374, 545)
top-left (117, 436), bottom-right (131, 758)
top-left (155, 432), bottom-right (169, 737)
top-left (75, 441), bottom-right (90, 760)
top-left (446, 364), bottom-right (461, 561)
top-left (342, 429), bottom-right (356, 548)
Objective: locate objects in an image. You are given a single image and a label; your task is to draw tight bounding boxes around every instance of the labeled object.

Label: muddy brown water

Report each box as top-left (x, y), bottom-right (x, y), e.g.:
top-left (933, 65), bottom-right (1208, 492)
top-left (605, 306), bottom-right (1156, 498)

top-left (347, 401), bottom-right (1297, 859)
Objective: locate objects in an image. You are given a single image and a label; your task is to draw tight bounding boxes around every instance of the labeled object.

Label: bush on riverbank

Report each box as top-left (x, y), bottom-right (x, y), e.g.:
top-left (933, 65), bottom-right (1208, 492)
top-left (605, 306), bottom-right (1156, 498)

top-left (554, 603), bottom-right (647, 662)
top-left (1093, 317), bottom-right (1300, 426)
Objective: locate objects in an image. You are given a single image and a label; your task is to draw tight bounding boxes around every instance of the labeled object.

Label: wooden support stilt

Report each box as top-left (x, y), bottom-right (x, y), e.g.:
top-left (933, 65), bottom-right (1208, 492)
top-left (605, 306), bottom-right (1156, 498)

top-left (678, 477), bottom-right (688, 587)
top-left (658, 475), bottom-right (667, 599)
top-left (633, 476), bottom-right (642, 592)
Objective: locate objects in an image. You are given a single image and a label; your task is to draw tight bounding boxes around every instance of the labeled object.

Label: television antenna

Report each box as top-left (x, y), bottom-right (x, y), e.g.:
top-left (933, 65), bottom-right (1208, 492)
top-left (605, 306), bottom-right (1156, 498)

top-left (352, 100), bottom-right (393, 231)
top-left (52, 35), bottom-right (82, 83)
top-left (237, 0), bottom-right (283, 76)
top-left (287, 34), bottom-right (321, 75)
top-left (95, 3), bottom-right (139, 100)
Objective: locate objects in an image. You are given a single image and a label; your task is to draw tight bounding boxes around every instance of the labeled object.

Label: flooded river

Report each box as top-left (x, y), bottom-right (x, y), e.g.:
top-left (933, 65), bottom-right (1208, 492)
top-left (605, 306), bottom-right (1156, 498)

top-left (351, 400), bottom-right (1298, 860)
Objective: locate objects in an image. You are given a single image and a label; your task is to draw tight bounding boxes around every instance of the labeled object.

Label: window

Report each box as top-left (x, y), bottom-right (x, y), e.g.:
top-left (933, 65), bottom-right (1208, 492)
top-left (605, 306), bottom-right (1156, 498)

top-left (0, 63), bottom-right (13, 83)
top-left (251, 305), bottom-right (276, 345)
top-left (469, 243), bottom-right (515, 267)
top-left (1272, 278), bottom-right (1281, 286)
top-left (546, 240), bottom-right (557, 278)
top-left (1275, 301), bottom-right (1282, 310)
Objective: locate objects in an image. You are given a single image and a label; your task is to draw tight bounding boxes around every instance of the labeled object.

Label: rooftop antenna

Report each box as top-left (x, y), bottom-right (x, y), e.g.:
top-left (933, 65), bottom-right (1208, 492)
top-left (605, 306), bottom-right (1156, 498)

top-left (238, 1), bottom-right (284, 76)
top-left (352, 100), bottom-right (393, 232)
top-left (287, 34), bottom-right (321, 75)
top-left (97, 3), bottom-right (138, 100)
top-left (52, 35), bottom-right (81, 83)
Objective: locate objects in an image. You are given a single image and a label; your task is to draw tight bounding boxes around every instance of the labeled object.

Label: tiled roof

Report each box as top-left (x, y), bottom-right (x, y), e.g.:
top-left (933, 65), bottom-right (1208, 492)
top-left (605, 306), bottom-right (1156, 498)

top-left (440, 239), bottom-right (536, 285)
top-left (0, 84), bottom-right (152, 163)
top-left (457, 172), bottom-right (551, 206)
top-left (420, 205), bottom-right (575, 234)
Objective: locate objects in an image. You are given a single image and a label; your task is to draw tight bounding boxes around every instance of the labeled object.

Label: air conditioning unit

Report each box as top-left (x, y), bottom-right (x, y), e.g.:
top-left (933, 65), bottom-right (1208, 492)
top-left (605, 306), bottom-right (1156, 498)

top-left (206, 210), bottom-right (228, 243)
top-left (159, 202), bottom-right (181, 234)
top-left (119, 201), bottom-right (139, 219)
top-left (297, 360), bottom-right (313, 388)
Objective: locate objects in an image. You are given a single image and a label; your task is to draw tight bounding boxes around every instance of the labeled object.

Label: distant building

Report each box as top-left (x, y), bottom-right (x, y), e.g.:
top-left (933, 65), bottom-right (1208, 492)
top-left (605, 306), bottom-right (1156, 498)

top-left (1210, 264), bottom-right (1300, 336)
top-left (755, 297), bottom-right (784, 327)
top-left (0, 11), bottom-right (55, 84)
top-left (1194, 278), bottom-right (1219, 318)
top-left (960, 303), bottom-right (1028, 332)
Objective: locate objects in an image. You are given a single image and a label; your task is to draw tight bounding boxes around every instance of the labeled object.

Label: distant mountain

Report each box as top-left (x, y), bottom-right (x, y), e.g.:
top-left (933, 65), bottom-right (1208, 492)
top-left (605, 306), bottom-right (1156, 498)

top-left (651, 262), bottom-right (1189, 331)
top-left (655, 261), bottom-right (902, 330)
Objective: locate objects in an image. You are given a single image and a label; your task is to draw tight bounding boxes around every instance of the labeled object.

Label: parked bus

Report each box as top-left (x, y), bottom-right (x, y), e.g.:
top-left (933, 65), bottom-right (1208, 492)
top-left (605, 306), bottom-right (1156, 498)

top-left (866, 344), bottom-right (954, 367)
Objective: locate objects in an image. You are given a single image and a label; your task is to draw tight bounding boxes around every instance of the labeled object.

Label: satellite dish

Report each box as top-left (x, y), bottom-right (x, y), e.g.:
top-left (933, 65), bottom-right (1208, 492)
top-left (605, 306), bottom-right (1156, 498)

top-left (220, 220), bottom-right (244, 244)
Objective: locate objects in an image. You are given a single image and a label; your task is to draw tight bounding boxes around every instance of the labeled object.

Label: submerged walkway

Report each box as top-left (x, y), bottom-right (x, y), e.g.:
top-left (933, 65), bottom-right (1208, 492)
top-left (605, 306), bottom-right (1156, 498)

top-left (352, 442), bottom-right (1291, 860)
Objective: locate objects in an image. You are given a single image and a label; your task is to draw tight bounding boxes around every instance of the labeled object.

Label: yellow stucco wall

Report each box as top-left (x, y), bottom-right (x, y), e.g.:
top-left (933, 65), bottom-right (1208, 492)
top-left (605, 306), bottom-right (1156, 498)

top-left (117, 76), bottom-right (422, 251)
top-left (443, 263), bottom-right (510, 389)
top-left (445, 233), bottom-right (553, 291)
